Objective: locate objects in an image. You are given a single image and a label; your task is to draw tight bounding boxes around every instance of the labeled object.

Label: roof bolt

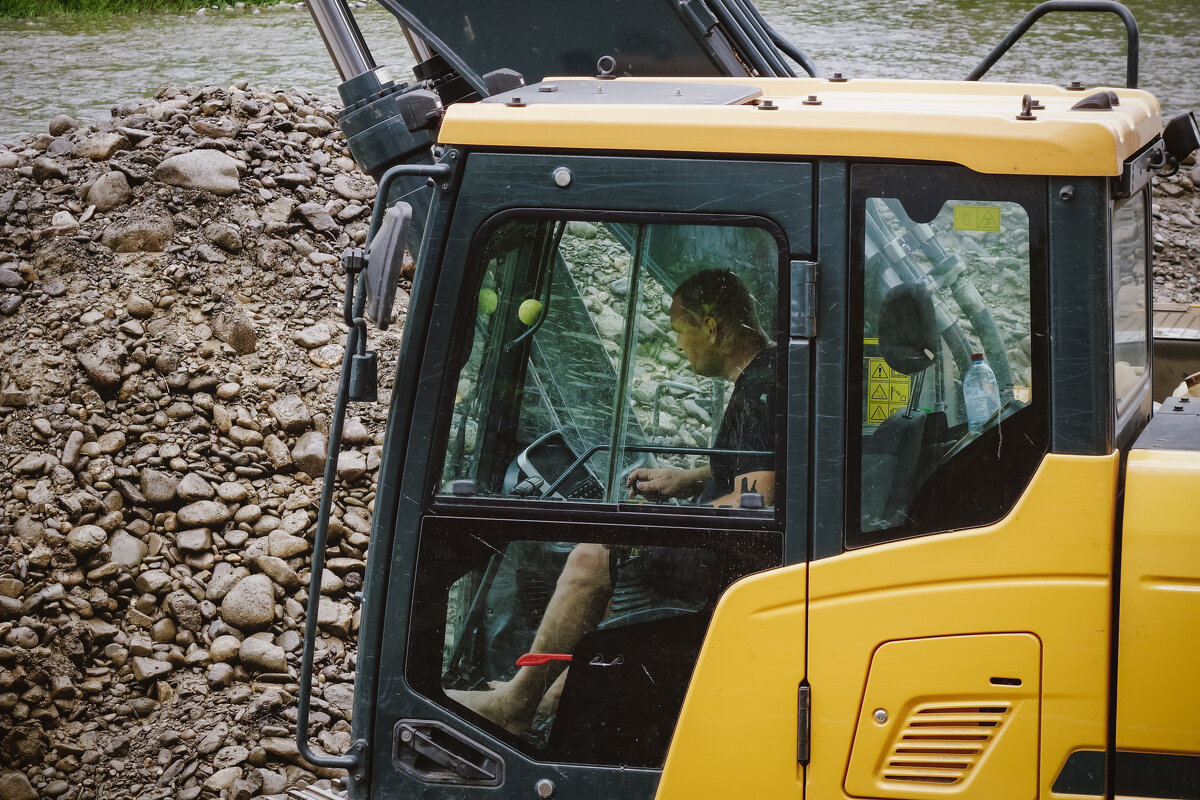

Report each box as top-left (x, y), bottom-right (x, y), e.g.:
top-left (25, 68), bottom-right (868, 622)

top-left (1066, 80), bottom-right (1087, 91)
top-left (759, 98), bottom-right (778, 111)
top-left (803, 94), bottom-right (822, 106)
top-left (674, 88), bottom-right (682, 96)
top-left (829, 72), bottom-right (849, 82)
top-left (506, 96), bottom-right (525, 107)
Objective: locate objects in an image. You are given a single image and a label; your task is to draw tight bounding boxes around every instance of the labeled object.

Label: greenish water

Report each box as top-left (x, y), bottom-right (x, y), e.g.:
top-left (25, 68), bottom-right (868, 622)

top-left (0, 0), bottom-right (1196, 143)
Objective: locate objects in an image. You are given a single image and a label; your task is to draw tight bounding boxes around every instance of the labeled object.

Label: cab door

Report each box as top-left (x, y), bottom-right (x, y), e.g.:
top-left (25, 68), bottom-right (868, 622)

top-left (806, 164), bottom-right (1116, 799)
top-left (359, 152), bottom-right (815, 800)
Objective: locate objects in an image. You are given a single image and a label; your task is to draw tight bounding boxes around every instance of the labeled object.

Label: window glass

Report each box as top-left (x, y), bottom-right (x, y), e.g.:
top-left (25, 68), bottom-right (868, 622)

top-left (436, 532), bottom-right (774, 766)
top-left (1112, 194), bottom-right (1148, 414)
top-left (852, 188), bottom-right (1045, 544)
top-left (440, 216), bottom-right (781, 510)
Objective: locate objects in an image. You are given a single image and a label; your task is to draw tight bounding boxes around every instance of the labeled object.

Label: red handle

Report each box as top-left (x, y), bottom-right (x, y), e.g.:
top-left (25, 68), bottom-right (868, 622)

top-left (515, 653), bottom-right (573, 667)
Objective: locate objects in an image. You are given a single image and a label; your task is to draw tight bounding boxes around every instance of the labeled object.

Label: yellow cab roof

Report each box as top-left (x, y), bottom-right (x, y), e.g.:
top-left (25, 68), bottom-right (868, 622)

top-left (438, 76), bottom-right (1162, 176)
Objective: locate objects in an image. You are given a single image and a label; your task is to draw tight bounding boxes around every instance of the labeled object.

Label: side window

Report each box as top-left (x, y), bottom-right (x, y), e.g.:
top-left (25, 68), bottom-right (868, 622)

top-left (1112, 192), bottom-right (1149, 415)
top-left (439, 216), bottom-right (782, 511)
top-left (849, 169), bottom-right (1048, 547)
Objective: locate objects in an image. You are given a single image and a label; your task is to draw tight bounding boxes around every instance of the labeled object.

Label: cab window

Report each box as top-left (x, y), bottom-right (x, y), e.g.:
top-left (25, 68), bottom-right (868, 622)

top-left (438, 215), bottom-right (783, 511)
top-left (1112, 192), bottom-right (1149, 416)
top-left (849, 167), bottom-right (1049, 546)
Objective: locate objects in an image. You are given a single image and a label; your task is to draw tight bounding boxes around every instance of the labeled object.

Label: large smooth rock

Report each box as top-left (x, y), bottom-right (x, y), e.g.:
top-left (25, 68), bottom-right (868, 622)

top-left (219, 573), bottom-right (275, 632)
top-left (268, 394), bottom-right (311, 433)
top-left (65, 524), bottom-right (107, 555)
top-left (77, 337), bottom-right (127, 392)
top-left (87, 171), bottom-right (132, 211)
top-left (317, 597), bottom-right (353, 637)
top-left (74, 131), bottom-right (130, 160)
top-left (155, 150), bottom-right (240, 195)
top-left (292, 431), bottom-right (327, 477)
top-left (165, 590), bottom-right (203, 632)
top-left (0, 771), bottom-right (36, 800)
top-left (177, 500), bottom-right (231, 527)
top-left (211, 302), bottom-right (257, 355)
top-left (131, 655), bottom-right (172, 682)
top-left (101, 208), bottom-right (174, 253)
top-left (238, 635), bottom-right (287, 672)
top-left (108, 531), bottom-right (147, 570)
top-left (176, 472), bottom-right (215, 501)
top-left (140, 468), bottom-right (178, 505)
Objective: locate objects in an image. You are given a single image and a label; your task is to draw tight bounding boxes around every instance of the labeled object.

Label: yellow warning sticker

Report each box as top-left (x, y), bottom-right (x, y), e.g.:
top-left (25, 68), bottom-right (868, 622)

top-left (865, 356), bottom-right (910, 424)
top-left (953, 205), bottom-right (1002, 232)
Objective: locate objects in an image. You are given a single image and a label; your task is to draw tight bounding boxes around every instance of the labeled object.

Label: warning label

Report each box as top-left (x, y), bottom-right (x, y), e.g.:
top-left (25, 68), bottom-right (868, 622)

top-left (953, 205), bottom-right (1002, 232)
top-left (865, 356), bottom-right (910, 424)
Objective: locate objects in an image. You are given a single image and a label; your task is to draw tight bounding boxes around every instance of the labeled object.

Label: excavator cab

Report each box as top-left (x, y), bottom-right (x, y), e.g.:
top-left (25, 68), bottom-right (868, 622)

top-left (292, 1), bottom-right (1200, 799)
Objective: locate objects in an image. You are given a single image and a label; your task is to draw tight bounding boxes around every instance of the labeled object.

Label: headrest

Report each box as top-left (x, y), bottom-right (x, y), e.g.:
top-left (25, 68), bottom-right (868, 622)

top-left (879, 283), bottom-right (938, 375)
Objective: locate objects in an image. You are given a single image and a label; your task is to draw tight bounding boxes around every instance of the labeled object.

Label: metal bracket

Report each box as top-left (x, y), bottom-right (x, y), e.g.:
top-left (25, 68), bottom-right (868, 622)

top-left (797, 683), bottom-right (812, 764)
top-left (790, 260), bottom-right (819, 338)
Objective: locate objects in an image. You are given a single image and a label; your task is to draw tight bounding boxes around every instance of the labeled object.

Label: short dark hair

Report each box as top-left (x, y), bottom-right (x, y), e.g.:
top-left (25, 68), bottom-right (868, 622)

top-left (673, 268), bottom-right (763, 339)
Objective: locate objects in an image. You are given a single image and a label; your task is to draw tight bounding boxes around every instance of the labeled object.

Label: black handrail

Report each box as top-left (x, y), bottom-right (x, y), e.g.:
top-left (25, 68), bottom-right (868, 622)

top-left (966, 0), bottom-right (1139, 88)
top-left (296, 161), bottom-right (451, 774)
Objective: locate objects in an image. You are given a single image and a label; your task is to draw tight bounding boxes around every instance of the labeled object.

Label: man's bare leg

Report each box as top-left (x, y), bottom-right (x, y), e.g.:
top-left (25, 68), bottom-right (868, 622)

top-left (447, 543), bottom-right (611, 734)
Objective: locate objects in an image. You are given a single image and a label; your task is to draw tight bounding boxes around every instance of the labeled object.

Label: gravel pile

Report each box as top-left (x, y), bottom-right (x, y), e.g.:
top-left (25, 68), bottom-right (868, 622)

top-left (0, 83), bottom-right (1196, 800)
top-left (1152, 157), bottom-right (1200, 305)
top-left (0, 83), bottom-right (405, 800)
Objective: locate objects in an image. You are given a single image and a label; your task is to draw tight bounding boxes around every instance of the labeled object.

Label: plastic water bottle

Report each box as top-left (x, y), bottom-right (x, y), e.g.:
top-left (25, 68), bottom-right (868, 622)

top-left (963, 353), bottom-right (1001, 433)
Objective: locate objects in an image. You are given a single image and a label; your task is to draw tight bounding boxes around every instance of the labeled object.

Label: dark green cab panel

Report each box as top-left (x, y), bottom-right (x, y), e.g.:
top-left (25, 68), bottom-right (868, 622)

top-left (354, 152), bottom-right (817, 800)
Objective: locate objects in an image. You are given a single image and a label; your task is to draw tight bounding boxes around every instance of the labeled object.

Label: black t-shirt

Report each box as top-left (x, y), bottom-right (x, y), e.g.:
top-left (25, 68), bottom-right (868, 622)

top-left (701, 345), bottom-right (777, 503)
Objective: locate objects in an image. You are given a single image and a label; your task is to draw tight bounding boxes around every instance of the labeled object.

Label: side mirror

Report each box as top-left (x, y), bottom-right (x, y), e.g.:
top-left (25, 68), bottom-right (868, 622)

top-left (363, 201), bottom-right (412, 330)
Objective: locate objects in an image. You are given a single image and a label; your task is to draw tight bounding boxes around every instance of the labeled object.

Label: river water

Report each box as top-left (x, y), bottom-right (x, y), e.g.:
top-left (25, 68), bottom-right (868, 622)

top-left (1, 0), bottom-right (1197, 143)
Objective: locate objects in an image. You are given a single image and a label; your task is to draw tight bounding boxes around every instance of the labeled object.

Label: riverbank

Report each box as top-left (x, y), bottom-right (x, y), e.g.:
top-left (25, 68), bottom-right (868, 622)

top-left (1, 0), bottom-right (285, 19)
top-left (0, 86), bottom-right (1197, 800)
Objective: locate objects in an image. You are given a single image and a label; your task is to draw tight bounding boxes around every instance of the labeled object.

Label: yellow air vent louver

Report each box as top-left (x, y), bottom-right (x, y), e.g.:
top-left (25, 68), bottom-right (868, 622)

top-left (843, 634), bottom-right (1040, 798)
top-left (881, 703), bottom-right (1009, 786)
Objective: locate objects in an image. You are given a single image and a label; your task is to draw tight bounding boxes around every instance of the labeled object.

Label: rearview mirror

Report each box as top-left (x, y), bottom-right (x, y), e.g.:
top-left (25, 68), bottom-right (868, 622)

top-left (363, 201), bottom-right (412, 330)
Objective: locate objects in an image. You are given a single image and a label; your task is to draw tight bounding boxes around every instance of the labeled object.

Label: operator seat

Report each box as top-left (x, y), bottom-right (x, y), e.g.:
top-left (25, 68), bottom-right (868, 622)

top-left (861, 283), bottom-right (948, 531)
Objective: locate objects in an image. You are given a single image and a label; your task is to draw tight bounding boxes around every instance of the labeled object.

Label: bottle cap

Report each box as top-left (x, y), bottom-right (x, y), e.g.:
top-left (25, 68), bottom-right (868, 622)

top-left (971, 352), bottom-right (984, 361)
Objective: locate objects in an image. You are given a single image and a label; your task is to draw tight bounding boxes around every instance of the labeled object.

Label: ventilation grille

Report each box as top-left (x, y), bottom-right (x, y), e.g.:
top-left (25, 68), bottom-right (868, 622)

top-left (881, 704), bottom-right (1009, 786)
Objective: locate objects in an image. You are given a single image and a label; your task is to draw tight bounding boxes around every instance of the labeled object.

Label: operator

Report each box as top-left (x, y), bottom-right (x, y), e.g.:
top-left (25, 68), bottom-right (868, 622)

top-left (627, 267), bottom-right (776, 507)
top-left (447, 269), bottom-right (776, 735)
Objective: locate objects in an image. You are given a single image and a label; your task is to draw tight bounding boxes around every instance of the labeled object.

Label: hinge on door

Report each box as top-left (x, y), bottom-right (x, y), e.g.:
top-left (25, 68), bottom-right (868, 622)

top-left (797, 683), bottom-right (811, 764)
top-left (790, 261), bottom-right (818, 338)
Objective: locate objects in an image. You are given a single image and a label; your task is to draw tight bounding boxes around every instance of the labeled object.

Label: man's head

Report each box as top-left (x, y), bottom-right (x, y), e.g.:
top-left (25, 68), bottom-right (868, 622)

top-left (669, 269), bottom-right (767, 379)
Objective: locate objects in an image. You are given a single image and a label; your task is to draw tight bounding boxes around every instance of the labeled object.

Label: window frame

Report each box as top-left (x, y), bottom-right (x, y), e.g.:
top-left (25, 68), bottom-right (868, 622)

top-left (845, 164), bottom-right (1051, 549)
top-left (426, 206), bottom-right (793, 525)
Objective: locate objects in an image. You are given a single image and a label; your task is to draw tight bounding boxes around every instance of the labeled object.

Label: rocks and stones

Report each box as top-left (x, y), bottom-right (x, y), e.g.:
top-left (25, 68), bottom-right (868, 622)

top-left (219, 573), bottom-right (276, 632)
top-left (31, 156), bottom-right (68, 182)
top-left (47, 114), bottom-right (78, 136)
top-left (140, 468), bottom-right (179, 505)
top-left (0, 84), bottom-right (405, 800)
top-left (0, 771), bottom-right (37, 800)
top-left (238, 635), bottom-right (287, 673)
top-left (293, 322), bottom-right (331, 349)
top-left (65, 524), bottom-right (107, 555)
top-left (211, 301), bottom-right (258, 354)
top-left (73, 131), bottom-right (130, 160)
top-left (155, 149), bottom-right (241, 195)
top-left (86, 170), bottom-right (133, 211)
top-left (177, 500), bottom-right (231, 527)
top-left (268, 394), bottom-right (311, 432)
top-left (108, 530), bottom-right (148, 570)
top-left (77, 337), bottom-right (126, 392)
top-left (292, 431), bottom-right (328, 477)
top-left (101, 207), bottom-right (175, 252)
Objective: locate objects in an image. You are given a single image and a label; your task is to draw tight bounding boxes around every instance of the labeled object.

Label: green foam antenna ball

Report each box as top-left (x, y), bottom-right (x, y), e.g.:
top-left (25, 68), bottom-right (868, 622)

top-left (478, 288), bottom-right (498, 315)
top-left (518, 298), bottom-right (542, 325)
